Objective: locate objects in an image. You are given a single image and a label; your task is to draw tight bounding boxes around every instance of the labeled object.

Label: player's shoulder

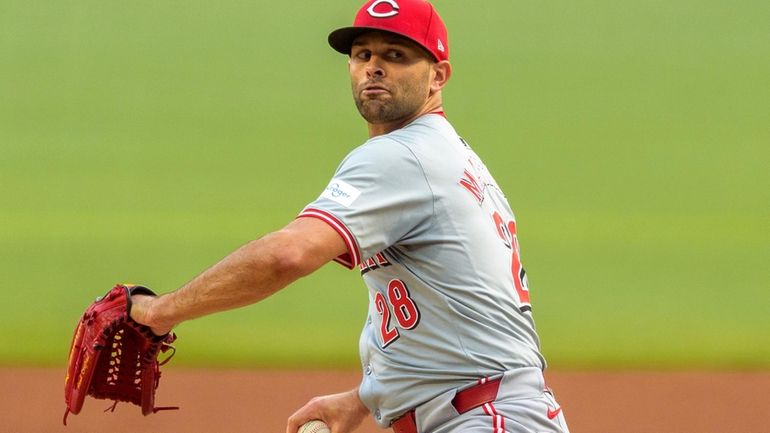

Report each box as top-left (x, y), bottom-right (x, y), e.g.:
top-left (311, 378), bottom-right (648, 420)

top-left (361, 115), bottom-right (459, 159)
top-left (349, 116), bottom-right (443, 158)
top-left (341, 115), bottom-right (460, 171)
top-left (337, 131), bottom-right (421, 176)
top-left (350, 133), bottom-right (413, 163)
top-left (388, 114), bottom-right (457, 146)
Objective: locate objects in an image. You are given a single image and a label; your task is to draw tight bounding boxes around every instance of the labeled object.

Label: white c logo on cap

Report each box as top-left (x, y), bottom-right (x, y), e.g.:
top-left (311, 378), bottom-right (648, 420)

top-left (367, 0), bottom-right (400, 18)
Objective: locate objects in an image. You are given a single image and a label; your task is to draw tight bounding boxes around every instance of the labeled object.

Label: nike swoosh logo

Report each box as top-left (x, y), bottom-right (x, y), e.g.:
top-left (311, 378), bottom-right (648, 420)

top-left (547, 406), bottom-right (562, 420)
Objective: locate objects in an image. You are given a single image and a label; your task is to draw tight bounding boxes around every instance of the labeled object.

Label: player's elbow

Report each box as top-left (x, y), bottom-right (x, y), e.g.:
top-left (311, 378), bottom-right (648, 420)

top-left (258, 231), bottom-right (324, 280)
top-left (271, 247), bottom-right (315, 280)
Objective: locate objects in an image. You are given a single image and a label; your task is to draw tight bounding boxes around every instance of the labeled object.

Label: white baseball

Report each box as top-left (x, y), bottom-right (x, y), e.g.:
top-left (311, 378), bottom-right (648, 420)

top-left (298, 420), bottom-right (331, 433)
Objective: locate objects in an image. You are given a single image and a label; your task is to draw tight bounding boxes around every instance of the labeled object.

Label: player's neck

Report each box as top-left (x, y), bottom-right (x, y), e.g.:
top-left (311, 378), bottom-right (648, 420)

top-left (367, 102), bottom-right (445, 138)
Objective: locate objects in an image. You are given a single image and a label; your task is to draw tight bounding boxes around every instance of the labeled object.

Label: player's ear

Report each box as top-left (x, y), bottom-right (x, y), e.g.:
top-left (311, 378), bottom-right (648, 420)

top-left (430, 60), bottom-right (451, 93)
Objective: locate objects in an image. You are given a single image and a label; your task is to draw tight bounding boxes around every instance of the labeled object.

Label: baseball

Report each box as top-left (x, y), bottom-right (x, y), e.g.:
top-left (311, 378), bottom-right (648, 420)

top-left (298, 420), bottom-right (331, 433)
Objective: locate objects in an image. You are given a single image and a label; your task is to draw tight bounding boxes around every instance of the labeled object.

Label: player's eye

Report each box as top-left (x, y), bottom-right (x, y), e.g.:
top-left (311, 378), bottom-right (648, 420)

top-left (352, 50), bottom-right (372, 61)
top-left (386, 50), bottom-right (403, 60)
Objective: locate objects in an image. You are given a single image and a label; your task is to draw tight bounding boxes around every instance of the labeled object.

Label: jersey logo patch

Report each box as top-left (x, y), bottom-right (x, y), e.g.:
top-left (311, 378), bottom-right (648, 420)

top-left (321, 179), bottom-right (361, 207)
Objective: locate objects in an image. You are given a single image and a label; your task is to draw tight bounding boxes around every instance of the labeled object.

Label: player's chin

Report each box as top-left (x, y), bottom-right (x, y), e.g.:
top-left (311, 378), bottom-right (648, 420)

top-left (356, 100), bottom-right (392, 122)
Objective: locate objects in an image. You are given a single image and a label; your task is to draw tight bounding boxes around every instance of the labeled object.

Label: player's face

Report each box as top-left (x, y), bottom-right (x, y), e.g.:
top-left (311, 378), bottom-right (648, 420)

top-left (349, 32), bottom-right (435, 125)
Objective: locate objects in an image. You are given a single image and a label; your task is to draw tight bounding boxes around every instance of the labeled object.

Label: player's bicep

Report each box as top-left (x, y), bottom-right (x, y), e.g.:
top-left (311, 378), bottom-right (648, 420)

top-left (283, 216), bottom-right (351, 272)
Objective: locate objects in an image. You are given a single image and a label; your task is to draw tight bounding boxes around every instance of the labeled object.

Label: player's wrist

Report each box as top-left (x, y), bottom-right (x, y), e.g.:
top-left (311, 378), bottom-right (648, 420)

top-left (131, 294), bottom-right (175, 336)
top-left (348, 388), bottom-right (369, 417)
top-left (147, 295), bottom-right (177, 336)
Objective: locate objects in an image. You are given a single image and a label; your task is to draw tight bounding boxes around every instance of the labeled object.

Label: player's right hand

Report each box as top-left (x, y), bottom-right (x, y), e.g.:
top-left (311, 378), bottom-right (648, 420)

top-left (286, 388), bottom-right (369, 433)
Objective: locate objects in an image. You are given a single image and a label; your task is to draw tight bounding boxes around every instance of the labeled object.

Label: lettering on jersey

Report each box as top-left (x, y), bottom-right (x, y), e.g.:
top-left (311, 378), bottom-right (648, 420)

top-left (360, 252), bottom-right (392, 275)
top-left (459, 169), bottom-right (485, 205)
top-left (321, 179), bottom-right (361, 208)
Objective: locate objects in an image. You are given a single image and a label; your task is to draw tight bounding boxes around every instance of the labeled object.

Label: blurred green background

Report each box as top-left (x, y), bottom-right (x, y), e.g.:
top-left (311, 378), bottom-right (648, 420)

top-left (1, 0), bottom-right (768, 370)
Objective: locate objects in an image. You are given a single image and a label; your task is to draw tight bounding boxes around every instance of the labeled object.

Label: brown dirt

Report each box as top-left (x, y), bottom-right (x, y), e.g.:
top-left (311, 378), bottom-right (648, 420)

top-left (3, 368), bottom-right (769, 433)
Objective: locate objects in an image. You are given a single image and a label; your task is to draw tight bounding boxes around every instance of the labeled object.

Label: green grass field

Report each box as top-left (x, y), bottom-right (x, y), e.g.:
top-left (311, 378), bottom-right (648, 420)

top-left (1, 0), bottom-right (768, 369)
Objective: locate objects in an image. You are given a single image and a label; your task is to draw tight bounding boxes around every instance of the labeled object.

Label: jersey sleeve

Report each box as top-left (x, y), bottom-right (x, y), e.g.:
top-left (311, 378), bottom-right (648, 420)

top-left (299, 137), bottom-right (434, 269)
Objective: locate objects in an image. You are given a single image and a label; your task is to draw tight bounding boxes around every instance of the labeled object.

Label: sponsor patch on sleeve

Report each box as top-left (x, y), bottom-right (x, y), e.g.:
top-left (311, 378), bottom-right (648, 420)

top-left (321, 179), bottom-right (361, 208)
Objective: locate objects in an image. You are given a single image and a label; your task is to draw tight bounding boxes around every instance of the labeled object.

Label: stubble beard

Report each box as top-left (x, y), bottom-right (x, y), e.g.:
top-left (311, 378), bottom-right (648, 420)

top-left (353, 74), bottom-right (429, 125)
top-left (355, 94), bottom-right (421, 124)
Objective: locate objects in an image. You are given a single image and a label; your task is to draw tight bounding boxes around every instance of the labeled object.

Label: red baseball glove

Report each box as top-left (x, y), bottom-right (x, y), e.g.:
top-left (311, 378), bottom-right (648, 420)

top-left (63, 284), bottom-right (177, 425)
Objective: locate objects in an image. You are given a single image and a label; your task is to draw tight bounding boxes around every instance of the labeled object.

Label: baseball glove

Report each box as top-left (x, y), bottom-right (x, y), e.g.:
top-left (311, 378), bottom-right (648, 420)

top-left (63, 284), bottom-right (177, 425)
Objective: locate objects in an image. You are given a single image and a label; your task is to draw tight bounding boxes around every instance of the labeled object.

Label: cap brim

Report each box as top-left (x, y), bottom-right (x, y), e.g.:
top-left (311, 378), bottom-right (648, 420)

top-left (328, 27), bottom-right (381, 55)
top-left (328, 26), bottom-right (440, 62)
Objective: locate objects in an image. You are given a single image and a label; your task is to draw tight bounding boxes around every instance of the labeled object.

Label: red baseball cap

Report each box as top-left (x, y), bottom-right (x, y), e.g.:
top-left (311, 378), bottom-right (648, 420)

top-left (328, 0), bottom-right (449, 62)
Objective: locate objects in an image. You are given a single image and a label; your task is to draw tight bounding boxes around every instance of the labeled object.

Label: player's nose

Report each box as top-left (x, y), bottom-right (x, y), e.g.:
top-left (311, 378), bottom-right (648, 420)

top-left (365, 59), bottom-right (385, 79)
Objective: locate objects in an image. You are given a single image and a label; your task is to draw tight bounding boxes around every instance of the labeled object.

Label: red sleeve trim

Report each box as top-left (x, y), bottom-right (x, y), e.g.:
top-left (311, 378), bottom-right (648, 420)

top-left (297, 208), bottom-right (361, 270)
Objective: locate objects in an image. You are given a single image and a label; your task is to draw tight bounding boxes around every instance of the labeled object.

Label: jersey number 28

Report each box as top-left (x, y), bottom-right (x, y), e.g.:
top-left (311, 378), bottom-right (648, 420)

top-left (492, 210), bottom-right (531, 312)
top-left (375, 279), bottom-right (421, 348)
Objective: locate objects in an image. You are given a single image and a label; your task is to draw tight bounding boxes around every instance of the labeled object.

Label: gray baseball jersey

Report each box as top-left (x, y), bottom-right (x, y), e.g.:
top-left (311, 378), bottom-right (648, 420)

top-left (299, 113), bottom-right (545, 428)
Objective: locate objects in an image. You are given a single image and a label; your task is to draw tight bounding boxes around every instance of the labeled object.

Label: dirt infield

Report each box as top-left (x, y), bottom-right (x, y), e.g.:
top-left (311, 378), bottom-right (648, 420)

top-left (3, 368), bottom-right (768, 433)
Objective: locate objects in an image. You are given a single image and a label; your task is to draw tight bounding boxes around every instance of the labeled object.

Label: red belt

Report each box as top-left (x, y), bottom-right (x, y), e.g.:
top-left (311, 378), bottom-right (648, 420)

top-left (391, 378), bottom-right (502, 433)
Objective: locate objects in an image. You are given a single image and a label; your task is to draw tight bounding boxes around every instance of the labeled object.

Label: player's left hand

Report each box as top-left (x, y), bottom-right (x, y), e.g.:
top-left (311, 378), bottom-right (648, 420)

top-left (286, 388), bottom-right (369, 433)
top-left (130, 293), bottom-right (174, 336)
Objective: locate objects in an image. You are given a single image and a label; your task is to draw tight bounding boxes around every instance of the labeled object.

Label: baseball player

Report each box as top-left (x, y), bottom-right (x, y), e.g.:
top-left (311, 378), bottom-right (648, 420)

top-left (130, 0), bottom-right (570, 432)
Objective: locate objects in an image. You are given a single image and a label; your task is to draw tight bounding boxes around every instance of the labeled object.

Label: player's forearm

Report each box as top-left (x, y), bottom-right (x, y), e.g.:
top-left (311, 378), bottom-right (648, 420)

top-left (145, 230), bottom-right (319, 330)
